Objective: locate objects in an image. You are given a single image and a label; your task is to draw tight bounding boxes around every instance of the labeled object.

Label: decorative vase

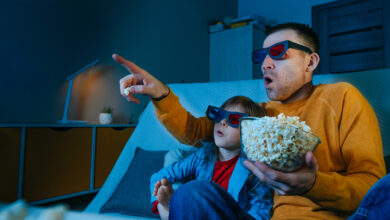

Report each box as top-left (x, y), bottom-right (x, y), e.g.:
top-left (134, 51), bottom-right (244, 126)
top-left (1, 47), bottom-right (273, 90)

top-left (99, 113), bottom-right (112, 124)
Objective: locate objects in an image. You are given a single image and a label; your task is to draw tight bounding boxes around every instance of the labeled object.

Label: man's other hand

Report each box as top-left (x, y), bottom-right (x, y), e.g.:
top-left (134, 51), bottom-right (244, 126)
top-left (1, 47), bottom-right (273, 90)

top-left (244, 151), bottom-right (318, 195)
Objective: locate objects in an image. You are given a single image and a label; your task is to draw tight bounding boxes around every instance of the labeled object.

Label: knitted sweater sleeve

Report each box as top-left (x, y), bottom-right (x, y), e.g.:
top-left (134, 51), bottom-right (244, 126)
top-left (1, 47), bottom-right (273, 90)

top-left (151, 87), bottom-right (214, 146)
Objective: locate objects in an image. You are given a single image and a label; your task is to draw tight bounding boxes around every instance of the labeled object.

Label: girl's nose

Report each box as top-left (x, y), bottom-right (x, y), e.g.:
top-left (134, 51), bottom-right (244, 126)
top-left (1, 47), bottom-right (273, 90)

top-left (219, 119), bottom-right (228, 127)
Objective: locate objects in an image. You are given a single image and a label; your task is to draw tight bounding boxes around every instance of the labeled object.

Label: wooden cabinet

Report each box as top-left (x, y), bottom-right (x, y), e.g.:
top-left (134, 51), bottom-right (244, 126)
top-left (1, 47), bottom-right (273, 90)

top-left (0, 128), bottom-right (20, 203)
top-left (94, 127), bottom-right (135, 188)
top-left (0, 124), bottom-right (135, 204)
top-left (23, 128), bottom-right (92, 201)
top-left (312, 0), bottom-right (390, 74)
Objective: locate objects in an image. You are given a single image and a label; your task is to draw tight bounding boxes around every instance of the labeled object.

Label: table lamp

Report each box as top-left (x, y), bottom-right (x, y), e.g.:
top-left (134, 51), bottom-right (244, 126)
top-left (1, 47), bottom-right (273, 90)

top-left (58, 59), bottom-right (100, 124)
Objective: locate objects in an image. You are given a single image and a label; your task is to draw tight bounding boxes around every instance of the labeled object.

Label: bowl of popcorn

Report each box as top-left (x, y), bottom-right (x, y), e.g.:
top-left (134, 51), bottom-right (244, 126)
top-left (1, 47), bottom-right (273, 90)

top-left (240, 113), bottom-right (321, 172)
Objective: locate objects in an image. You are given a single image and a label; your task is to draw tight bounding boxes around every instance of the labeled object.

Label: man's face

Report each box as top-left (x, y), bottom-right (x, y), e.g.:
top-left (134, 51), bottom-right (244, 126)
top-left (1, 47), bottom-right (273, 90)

top-left (261, 29), bottom-right (313, 102)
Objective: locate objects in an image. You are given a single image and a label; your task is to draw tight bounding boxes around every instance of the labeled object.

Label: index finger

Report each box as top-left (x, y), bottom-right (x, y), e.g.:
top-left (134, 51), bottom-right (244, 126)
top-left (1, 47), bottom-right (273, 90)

top-left (112, 53), bottom-right (129, 67)
top-left (112, 54), bottom-right (145, 75)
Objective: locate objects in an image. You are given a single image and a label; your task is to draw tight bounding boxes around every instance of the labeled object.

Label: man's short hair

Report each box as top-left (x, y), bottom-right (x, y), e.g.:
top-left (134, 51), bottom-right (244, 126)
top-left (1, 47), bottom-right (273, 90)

top-left (266, 22), bottom-right (320, 54)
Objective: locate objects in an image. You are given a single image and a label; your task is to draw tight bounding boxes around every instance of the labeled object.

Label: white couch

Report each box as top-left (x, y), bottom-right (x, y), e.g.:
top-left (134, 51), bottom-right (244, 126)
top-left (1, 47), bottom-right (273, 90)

top-left (85, 68), bottom-right (390, 219)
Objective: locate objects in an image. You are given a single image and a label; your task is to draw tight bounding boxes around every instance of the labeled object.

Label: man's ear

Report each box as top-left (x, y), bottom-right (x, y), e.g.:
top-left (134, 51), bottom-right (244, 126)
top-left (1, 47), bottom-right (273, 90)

top-left (307, 53), bottom-right (320, 72)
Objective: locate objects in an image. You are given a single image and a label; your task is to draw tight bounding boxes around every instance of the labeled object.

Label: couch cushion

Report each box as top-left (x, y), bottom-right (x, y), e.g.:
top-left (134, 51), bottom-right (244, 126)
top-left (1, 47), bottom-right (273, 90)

top-left (99, 148), bottom-right (167, 218)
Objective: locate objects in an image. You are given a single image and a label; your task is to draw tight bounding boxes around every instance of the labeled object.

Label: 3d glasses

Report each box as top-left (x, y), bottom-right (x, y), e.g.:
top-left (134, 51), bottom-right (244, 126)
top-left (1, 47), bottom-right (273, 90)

top-left (252, 40), bottom-right (313, 64)
top-left (206, 105), bottom-right (248, 128)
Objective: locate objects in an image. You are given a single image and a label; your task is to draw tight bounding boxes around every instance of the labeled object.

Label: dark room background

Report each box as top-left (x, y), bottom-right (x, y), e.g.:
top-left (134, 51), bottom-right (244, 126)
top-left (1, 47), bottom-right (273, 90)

top-left (0, 0), bottom-right (336, 124)
top-left (0, 0), bottom-right (237, 124)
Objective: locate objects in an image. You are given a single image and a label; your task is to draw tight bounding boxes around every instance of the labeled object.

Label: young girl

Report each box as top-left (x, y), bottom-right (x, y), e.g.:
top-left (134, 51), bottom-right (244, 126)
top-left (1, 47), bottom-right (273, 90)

top-left (150, 96), bottom-right (273, 220)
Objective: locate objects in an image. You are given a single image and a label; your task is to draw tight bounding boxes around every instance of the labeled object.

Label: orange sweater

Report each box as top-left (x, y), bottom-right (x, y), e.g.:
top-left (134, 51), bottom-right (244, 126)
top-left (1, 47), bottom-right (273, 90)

top-left (152, 82), bottom-right (386, 219)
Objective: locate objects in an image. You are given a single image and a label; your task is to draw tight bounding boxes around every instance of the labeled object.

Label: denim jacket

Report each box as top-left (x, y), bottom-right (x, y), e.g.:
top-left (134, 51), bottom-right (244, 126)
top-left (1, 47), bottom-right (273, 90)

top-left (150, 142), bottom-right (273, 219)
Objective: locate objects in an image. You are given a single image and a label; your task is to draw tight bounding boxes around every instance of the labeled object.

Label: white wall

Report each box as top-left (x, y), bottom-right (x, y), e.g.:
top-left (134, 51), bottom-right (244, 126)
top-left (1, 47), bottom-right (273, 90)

top-left (238, 0), bottom-right (337, 26)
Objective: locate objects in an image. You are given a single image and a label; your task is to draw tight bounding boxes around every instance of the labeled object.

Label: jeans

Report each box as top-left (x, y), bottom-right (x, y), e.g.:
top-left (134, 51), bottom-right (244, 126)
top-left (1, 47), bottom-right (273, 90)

top-left (348, 174), bottom-right (390, 220)
top-left (168, 180), bottom-right (254, 220)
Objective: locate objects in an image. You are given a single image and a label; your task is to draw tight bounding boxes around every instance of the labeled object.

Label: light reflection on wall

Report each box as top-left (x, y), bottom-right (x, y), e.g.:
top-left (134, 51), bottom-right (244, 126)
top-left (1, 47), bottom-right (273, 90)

top-left (60, 65), bottom-right (148, 124)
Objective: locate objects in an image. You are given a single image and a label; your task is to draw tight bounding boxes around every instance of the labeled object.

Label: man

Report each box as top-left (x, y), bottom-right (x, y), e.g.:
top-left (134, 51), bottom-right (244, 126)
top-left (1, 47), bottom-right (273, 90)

top-left (115, 22), bottom-right (385, 219)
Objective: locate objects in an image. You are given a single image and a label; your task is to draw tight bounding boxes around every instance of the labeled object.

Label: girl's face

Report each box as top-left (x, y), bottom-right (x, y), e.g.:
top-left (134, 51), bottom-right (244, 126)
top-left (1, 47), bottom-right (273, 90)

top-left (213, 104), bottom-right (245, 150)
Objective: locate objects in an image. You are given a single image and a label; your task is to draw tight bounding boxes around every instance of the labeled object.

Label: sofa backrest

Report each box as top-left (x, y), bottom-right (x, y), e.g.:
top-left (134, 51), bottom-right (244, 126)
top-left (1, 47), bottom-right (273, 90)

top-left (85, 68), bottom-right (390, 213)
top-left (133, 68), bottom-right (390, 155)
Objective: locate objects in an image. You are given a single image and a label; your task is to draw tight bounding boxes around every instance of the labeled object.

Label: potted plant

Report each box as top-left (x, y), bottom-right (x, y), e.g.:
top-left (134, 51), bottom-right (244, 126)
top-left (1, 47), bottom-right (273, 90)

top-left (99, 107), bottom-right (113, 124)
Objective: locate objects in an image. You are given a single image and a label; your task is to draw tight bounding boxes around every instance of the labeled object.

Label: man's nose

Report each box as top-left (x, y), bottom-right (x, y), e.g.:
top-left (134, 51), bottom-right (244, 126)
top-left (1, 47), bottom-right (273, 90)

top-left (262, 55), bottom-right (274, 71)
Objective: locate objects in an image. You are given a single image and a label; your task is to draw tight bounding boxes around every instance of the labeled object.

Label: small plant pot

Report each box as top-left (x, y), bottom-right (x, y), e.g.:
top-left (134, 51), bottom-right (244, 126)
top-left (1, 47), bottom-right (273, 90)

top-left (99, 113), bottom-right (112, 124)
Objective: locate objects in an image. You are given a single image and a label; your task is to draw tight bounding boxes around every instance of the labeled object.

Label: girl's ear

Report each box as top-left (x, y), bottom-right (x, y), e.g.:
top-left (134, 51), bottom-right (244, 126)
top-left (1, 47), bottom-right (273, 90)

top-left (307, 52), bottom-right (320, 72)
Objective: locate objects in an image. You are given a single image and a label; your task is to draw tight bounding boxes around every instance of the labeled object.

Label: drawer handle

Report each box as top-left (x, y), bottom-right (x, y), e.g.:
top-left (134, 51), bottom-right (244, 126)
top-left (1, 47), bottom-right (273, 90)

top-left (49, 127), bottom-right (74, 132)
top-left (111, 127), bottom-right (129, 131)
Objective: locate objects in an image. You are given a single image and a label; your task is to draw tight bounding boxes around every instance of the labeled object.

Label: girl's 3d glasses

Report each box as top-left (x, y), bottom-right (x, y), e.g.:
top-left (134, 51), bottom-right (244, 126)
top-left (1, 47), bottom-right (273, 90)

top-left (206, 105), bottom-right (248, 128)
top-left (252, 40), bottom-right (313, 64)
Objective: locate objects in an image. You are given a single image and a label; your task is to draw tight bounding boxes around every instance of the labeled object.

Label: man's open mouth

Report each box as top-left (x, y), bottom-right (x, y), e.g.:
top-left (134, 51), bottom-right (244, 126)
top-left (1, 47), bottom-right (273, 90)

top-left (264, 76), bottom-right (273, 87)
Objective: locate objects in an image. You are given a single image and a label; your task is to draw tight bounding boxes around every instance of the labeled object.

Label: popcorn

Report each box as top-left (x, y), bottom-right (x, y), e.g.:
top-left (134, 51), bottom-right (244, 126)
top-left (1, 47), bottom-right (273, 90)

top-left (0, 200), bottom-right (28, 220)
top-left (124, 87), bottom-right (131, 96)
top-left (37, 205), bottom-right (67, 220)
top-left (241, 113), bottom-right (320, 172)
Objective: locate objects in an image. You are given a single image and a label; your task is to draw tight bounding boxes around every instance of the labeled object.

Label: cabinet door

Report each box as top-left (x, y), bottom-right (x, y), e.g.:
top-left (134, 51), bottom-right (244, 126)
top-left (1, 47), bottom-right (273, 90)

top-left (209, 25), bottom-right (264, 82)
top-left (0, 128), bottom-right (20, 202)
top-left (94, 127), bottom-right (135, 188)
top-left (312, 0), bottom-right (390, 74)
top-left (23, 127), bottom-right (92, 202)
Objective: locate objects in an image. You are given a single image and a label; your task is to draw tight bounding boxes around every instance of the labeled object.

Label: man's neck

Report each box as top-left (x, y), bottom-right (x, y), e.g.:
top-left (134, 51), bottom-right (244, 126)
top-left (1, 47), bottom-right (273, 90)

top-left (280, 81), bottom-right (314, 104)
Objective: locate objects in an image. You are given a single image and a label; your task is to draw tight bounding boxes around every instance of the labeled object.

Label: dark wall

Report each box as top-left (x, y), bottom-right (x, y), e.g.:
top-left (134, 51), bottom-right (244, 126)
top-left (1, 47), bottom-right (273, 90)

top-left (238, 0), bottom-right (336, 26)
top-left (0, 0), bottom-right (237, 124)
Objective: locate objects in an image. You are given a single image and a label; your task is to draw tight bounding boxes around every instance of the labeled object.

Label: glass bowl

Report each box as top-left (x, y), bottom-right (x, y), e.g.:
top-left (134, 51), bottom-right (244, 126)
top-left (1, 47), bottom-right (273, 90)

top-left (240, 116), bottom-right (321, 172)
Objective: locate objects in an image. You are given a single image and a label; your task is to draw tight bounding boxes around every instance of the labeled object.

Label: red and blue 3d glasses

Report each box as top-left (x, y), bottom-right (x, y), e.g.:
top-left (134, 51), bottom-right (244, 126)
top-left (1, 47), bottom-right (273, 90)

top-left (252, 40), bottom-right (313, 64)
top-left (206, 105), bottom-right (248, 128)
